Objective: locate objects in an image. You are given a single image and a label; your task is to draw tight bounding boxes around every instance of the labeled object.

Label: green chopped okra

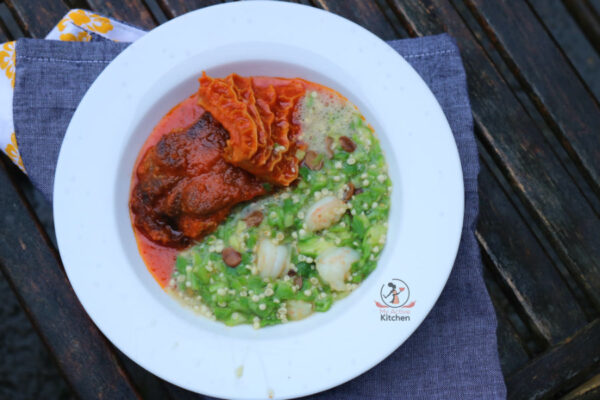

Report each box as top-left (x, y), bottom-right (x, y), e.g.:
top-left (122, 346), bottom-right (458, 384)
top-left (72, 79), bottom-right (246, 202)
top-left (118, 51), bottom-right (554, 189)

top-left (169, 89), bottom-right (392, 328)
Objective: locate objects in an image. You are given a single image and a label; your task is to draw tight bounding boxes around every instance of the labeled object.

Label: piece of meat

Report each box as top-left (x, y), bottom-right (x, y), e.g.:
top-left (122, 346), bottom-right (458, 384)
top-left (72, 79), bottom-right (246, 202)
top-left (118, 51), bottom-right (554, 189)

top-left (222, 247), bottom-right (242, 267)
top-left (197, 73), bottom-right (306, 186)
top-left (243, 210), bottom-right (264, 227)
top-left (253, 83), bottom-right (276, 164)
top-left (339, 136), bottom-right (356, 153)
top-left (130, 112), bottom-right (266, 248)
top-left (197, 73), bottom-right (258, 163)
top-left (250, 77), bottom-right (306, 176)
top-left (229, 74), bottom-right (272, 167)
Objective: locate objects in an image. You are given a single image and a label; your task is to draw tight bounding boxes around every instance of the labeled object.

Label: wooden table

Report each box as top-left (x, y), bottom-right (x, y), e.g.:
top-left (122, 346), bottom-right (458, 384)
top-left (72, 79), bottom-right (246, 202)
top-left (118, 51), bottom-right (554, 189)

top-left (1, 1), bottom-right (599, 399)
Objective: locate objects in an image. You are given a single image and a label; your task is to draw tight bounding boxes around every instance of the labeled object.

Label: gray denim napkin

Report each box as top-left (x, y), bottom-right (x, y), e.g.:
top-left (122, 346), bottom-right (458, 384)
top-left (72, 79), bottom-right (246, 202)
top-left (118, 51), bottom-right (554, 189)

top-left (14, 35), bottom-right (506, 399)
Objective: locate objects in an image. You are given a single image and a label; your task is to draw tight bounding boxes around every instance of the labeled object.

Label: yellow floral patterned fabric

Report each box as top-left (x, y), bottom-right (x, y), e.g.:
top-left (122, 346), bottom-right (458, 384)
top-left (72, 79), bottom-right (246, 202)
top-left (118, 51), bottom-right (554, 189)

top-left (59, 31), bottom-right (92, 42)
top-left (0, 9), bottom-right (145, 174)
top-left (0, 41), bottom-right (15, 88)
top-left (4, 132), bottom-right (24, 171)
top-left (57, 9), bottom-right (114, 35)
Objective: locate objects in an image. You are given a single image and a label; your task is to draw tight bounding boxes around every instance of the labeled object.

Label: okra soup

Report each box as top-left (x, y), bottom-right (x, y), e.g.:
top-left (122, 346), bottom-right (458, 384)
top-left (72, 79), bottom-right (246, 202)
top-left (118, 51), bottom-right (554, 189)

top-left (130, 73), bottom-right (391, 328)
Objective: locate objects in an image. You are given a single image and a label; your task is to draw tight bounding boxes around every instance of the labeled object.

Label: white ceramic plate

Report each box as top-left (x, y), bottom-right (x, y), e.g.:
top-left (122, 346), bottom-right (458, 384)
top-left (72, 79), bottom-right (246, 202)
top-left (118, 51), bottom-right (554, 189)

top-left (54, 2), bottom-right (464, 399)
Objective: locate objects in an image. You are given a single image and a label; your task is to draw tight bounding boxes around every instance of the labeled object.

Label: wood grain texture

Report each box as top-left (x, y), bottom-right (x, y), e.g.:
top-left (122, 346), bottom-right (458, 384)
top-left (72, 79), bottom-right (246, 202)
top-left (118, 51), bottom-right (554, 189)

top-left (590, 0), bottom-right (600, 16)
top-left (0, 159), bottom-right (140, 400)
top-left (164, 383), bottom-right (205, 400)
top-left (143, 0), bottom-right (169, 25)
top-left (564, 0), bottom-right (600, 53)
top-left (506, 319), bottom-right (600, 400)
top-left (562, 374), bottom-right (600, 400)
top-left (312, 0), bottom-right (403, 40)
top-left (527, 0), bottom-right (600, 102)
top-left (466, 0), bottom-right (600, 198)
top-left (495, 310), bottom-right (530, 376)
top-left (117, 351), bottom-right (175, 400)
top-left (477, 162), bottom-right (587, 344)
top-left (449, 0), bottom-right (600, 220)
top-left (0, 25), bottom-right (9, 43)
top-left (6, 0), bottom-right (68, 38)
top-left (477, 139), bottom-right (599, 323)
top-left (389, 0), bottom-right (600, 310)
top-left (483, 267), bottom-right (531, 375)
top-left (0, 3), bottom-right (18, 41)
top-left (86, 0), bottom-right (156, 30)
top-left (157, 0), bottom-right (224, 18)
top-left (450, 0), bottom-right (600, 320)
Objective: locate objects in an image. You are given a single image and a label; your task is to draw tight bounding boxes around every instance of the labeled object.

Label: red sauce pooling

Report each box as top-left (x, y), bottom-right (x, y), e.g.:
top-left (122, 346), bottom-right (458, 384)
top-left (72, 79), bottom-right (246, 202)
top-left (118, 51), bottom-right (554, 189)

top-left (136, 233), bottom-right (178, 287)
top-left (132, 95), bottom-right (203, 286)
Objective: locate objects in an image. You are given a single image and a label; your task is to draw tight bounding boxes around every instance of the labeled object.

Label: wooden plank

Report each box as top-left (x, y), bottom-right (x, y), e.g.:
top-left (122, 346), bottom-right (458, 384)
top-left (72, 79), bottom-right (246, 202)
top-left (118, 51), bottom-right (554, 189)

top-left (477, 162), bottom-right (588, 344)
top-left (477, 140), bottom-right (599, 323)
top-left (483, 262), bottom-right (545, 354)
top-left (590, 0), bottom-right (600, 14)
top-left (5, 160), bottom-right (174, 399)
top-left (465, 0), bottom-right (600, 198)
top-left (506, 319), bottom-right (600, 399)
top-left (86, 0), bottom-right (156, 30)
top-left (449, 0), bottom-right (600, 313)
top-left (450, 0), bottom-right (600, 219)
top-left (562, 374), bottom-right (600, 400)
top-left (313, 0), bottom-right (403, 40)
top-left (496, 310), bottom-right (531, 376)
top-left (564, 0), bottom-right (600, 53)
top-left (143, 0), bottom-right (169, 25)
top-left (590, 0), bottom-right (600, 16)
top-left (160, 0), bottom-right (407, 40)
top-left (0, 24), bottom-right (9, 42)
top-left (483, 267), bottom-right (531, 375)
top-left (528, 0), bottom-right (600, 102)
top-left (157, 0), bottom-right (223, 18)
top-left (388, 0), bottom-right (600, 310)
top-left (165, 383), bottom-right (204, 400)
top-left (0, 3), bottom-right (20, 41)
top-left (375, 0), bottom-right (411, 38)
top-left (0, 159), bottom-right (140, 399)
top-left (5, 0), bottom-right (68, 38)
top-left (116, 350), bottom-right (175, 400)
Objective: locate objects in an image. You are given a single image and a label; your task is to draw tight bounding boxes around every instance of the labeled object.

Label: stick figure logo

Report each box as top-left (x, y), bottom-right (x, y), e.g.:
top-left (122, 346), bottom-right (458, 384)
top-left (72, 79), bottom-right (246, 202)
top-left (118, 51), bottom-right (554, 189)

top-left (378, 279), bottom-right (410, 308)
